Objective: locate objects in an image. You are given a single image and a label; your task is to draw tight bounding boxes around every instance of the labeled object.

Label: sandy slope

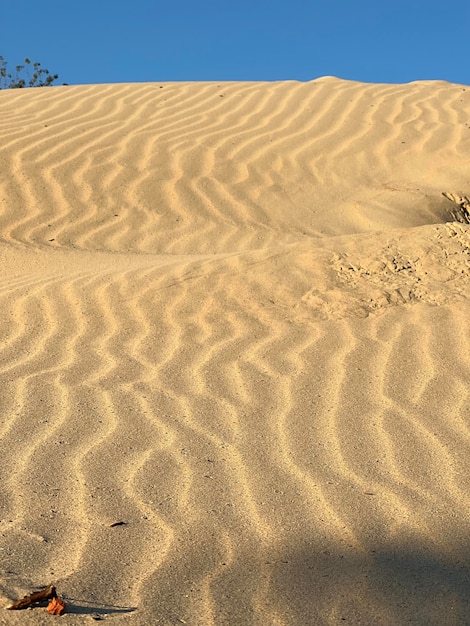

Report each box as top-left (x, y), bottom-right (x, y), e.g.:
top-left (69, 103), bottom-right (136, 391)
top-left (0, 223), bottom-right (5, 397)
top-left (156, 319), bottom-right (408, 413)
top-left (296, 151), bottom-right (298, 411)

top-left (0, 78), bottom-right (469, 625)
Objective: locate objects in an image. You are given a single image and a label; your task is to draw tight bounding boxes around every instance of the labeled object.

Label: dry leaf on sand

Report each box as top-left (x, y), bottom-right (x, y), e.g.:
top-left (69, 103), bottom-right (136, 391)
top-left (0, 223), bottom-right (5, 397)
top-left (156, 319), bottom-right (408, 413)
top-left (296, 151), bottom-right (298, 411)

top-left (47, 597), bottom-right (67, 615)
top-left (7, 584), bottom-right (57, 610)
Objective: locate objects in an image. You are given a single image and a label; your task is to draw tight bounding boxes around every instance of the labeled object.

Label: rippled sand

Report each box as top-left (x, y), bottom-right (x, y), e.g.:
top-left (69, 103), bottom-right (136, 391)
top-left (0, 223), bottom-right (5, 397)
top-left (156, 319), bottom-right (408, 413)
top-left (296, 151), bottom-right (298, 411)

top-left (0, 78), bottom-right (470, 624)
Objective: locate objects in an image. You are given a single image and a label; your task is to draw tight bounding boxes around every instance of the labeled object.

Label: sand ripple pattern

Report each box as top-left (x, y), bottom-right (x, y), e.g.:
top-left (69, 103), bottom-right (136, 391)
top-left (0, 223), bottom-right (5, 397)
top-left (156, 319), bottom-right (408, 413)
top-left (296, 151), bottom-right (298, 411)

top-left (0, 79), bottom-right (470, 624)
top-left (0, 78), bottom-right (469, 253)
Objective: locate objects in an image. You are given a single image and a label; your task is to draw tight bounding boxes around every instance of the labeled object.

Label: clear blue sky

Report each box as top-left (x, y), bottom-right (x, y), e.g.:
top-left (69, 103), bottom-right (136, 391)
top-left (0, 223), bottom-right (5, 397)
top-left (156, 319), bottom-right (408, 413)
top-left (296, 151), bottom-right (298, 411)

top-left (2, 0), bottom-right (470, 86)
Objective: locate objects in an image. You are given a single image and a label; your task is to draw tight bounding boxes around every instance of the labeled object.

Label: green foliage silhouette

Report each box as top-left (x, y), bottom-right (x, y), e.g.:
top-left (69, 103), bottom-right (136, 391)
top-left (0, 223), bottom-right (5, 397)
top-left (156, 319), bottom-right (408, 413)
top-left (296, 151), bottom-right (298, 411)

top-left (0, 56), bottom-right (60, 89)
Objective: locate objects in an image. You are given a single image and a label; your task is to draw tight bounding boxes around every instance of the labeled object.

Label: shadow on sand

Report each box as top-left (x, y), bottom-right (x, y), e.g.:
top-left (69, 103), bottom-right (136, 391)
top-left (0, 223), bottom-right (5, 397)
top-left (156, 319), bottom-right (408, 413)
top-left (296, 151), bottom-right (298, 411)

top-left (198, 540), bottom-right (470, 625)
top-left (54, 597), bottom-right (137, 617)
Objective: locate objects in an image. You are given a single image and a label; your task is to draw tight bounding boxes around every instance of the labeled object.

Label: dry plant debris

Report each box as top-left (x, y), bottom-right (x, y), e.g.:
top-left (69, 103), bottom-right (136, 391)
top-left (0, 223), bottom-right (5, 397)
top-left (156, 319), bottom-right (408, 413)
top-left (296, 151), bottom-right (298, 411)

top-left (443, 192), bottom-right (470, 224)
top-left (7, 583), bottom-right (66, 614)
top-left (47, 597), bottom-right (67, 615)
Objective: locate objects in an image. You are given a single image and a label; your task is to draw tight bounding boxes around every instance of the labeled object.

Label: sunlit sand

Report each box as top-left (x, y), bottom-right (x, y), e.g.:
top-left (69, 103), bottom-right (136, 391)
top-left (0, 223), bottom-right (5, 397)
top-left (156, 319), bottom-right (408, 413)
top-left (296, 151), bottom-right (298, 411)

top-left (1, 78), bottom-right (469, 624)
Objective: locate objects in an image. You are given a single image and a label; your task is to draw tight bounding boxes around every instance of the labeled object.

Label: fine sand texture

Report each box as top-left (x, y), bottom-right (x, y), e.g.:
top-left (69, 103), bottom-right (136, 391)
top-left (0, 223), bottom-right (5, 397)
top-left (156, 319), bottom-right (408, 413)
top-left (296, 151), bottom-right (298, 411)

top-left (0, 78), bottom-right (470, 624)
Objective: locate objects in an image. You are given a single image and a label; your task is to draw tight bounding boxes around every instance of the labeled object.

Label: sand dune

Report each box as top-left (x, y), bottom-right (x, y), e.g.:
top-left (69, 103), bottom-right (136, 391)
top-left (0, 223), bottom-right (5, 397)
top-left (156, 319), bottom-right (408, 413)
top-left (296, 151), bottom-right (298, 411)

top-left (0, 78), bottom-right (469, 624)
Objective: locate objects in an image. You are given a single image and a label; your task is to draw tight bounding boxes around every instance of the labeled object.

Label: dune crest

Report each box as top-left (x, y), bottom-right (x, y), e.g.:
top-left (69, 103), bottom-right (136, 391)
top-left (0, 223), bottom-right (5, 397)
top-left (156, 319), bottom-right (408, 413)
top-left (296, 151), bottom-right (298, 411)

top-left (1, 78), bottom-right (470, 624)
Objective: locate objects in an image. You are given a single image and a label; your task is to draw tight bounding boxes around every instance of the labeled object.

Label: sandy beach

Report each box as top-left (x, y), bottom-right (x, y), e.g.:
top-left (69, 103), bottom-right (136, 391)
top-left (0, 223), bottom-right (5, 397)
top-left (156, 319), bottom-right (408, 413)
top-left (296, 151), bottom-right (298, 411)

top-left (0, 77), bottom-right (469, 624)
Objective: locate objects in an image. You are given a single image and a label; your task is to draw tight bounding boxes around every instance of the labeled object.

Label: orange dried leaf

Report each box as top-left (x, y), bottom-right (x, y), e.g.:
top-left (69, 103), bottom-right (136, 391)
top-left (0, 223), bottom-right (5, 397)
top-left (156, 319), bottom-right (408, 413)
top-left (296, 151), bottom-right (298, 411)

top-left (7, 584), bottom-right (56, 610)
top-left (47, 597), bottom-right (66, 615)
